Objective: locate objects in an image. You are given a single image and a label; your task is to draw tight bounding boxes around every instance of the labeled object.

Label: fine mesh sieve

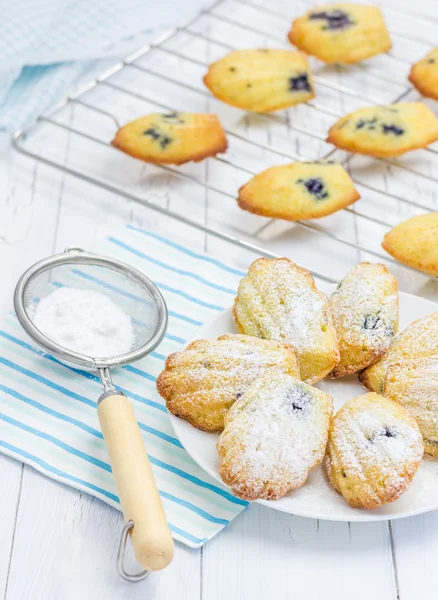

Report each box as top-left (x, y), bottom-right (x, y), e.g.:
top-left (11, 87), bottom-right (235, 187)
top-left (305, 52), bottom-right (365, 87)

top-left (14, 247), bottom-right (174, 581)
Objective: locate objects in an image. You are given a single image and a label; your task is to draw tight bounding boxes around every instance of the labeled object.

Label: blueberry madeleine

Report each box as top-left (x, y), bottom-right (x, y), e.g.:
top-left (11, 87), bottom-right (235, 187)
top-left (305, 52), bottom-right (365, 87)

top-left (325, 393), bottom-right (423, 509)
top-left (218, 371), bottom-right (333, 500)
top-left (409, 47), bottom-right (438, 101)
top-left (237, 161), bottom-right (360, 220)
top-left (329, 263), bottom-right (399, 378)
top-left (203, 49), bottom-right (315, 112)
top-left (289, 3), bottom-right (392, 64)
top-left (156, 334), bottom-right (300, 431)
top-left (360, 312), bottom-right (438, 394)
top-left (382, 213), bottom-right (438, 277)
top-left (384, 357), bottom-right (438, 457)
top-left (327, 103), bottom-right (438, 157)
top-left (112, 112), bottom-right (227, 165)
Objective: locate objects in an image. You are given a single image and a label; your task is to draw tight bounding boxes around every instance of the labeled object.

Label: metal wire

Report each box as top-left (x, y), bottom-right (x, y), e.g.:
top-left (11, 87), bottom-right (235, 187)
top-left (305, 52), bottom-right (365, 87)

top-left (11, 0), bottom-right (436, 286)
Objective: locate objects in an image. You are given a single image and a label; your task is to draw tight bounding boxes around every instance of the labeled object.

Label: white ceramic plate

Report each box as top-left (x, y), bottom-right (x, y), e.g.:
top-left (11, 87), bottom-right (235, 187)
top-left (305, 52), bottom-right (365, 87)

top-left (170, 288), bottom-right (438, 521)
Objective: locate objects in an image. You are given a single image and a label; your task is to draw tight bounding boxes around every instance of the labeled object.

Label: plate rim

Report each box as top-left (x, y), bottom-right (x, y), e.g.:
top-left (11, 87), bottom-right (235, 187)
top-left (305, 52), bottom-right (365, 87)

top-left (169, 289), bottom-right (438, 522)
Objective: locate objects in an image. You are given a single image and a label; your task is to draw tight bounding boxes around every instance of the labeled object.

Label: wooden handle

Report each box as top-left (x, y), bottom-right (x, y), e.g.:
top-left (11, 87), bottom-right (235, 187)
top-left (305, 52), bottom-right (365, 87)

top-left (98, 393), bottom-right (174, 571)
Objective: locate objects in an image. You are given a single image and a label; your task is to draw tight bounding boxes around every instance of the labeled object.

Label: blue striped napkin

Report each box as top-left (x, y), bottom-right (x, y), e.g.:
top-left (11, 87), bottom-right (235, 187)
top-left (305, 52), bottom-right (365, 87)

top-left (0, 224), bottom-right (249, 547)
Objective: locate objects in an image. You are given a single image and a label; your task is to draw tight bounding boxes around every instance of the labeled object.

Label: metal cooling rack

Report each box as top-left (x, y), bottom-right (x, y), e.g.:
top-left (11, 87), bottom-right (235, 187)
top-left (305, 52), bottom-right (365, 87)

top-left (12, 0), bottom-right (438, 291)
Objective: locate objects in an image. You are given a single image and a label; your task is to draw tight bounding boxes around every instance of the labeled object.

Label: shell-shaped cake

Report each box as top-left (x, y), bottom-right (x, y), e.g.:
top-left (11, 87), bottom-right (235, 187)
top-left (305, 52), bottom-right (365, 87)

top-left (237, 161), bottom-right (360, 221)
top-left (382, 213), bottom-right (438, 277)
top-left (112, 112), bottom-right (227, 165)
top-left (329, 263), bottom-right (399, 378)
top-left (233, 258), bottom-right (340, 383)
top-left (156, 334), bottom-right (300, 432)
top-left (203, 49), bottom-right (315, 112)
top-left (409, 47), bottom-right (438, 101)
top-left (289, 3), bottom-right (391, 64)
top-left (359, 312), bottom-right (438, 394)
top-left (325, 393), bottom-right (424, 508)
top-left (327, 103), bottom-right (438, 157)
top-left (217, 372), bottom-right (333, 500)
top-left (384, 357), bottom-right (438, 456)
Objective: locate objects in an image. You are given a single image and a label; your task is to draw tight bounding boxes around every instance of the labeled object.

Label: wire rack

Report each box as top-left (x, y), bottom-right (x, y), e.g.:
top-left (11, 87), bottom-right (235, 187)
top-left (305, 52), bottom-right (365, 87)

top-left (12, 0), bottom-right (438, 294)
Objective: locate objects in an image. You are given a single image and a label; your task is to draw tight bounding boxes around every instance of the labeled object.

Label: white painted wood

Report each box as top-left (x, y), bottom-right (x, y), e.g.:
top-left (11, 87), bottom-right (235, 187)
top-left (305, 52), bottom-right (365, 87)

top-left (5, 468), bottom-right (200, 600)
top-left (0, 457), bottom-right (22, 597)
top-left (203, 504), bottom-right (397, 600)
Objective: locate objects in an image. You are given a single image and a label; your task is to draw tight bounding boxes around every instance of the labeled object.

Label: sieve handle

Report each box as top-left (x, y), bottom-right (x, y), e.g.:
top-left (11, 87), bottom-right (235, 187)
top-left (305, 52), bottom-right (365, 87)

top-left (98, 393), bottom-right (174, 572)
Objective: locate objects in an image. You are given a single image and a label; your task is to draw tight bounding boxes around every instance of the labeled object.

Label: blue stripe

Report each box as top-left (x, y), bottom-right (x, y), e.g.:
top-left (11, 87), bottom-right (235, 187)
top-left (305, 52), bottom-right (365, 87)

top-left (160, 491), bottom-right (228, 526)
top-left (0, 413), bottom-right (111, 471)
top-left (149, 456), bottom-right (248, 507)
top-left (0, 356), bottom-right (96, 408)
top-left (168, 310), bottom-right (202, 326)
top-left (72, 267), bottom-right (224, 312)
top-left (0, 441), bottom-right (203, 545)
top-left (126, 225), bottom-right (246, 277)
top-left (152, 351), bottom-right (167, 361)
top-left (124, 364), bottom-right (156, 382)
top-left (165, 332), bottom-right (186, 344)
top-left (108, 237), bottom-right (235, 295)
top-left (0, 384), bottom-right (103, 439)
top-left (168, 525), bottom-right (206, 545)
top-left (138, 423), bottom-right (183, 449)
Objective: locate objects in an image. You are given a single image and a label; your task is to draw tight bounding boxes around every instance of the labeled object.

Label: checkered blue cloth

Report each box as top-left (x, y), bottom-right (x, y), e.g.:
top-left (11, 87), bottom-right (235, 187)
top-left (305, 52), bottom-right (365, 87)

top-left (0, 0), bottom-right (209, 132)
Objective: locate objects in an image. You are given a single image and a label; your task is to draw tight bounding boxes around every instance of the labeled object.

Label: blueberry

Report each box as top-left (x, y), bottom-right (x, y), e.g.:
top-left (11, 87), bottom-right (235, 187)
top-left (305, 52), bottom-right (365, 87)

top-left (383, 426), bottom-right (397, 438)
top-left (363, 315), bottom-right (381, 331)
top-left (283, 387), bottom-right (311, 416)
top-left (289, 73), bottom-right (312, 92)
top-left (382, 124), bottom-right (404, 136)
top-left (356, 117), bottom-right (378, 130)
top-left (297, 177), bottom-right (329, 200)
top-left (236, 392), bottom-right (244, 399)
top-left (143, 128), bottom-right (160, 140)
top-left (160, 135), bottom-right (172, 149)
top-left (370, 426), bottom-right (397, 443)
top-left (309, 9), bottom-right (353, 30)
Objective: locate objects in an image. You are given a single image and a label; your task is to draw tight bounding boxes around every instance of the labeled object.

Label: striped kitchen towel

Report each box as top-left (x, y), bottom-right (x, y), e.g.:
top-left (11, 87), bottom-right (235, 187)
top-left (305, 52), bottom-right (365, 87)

top-left (0, 224), bottom-right (249, 548)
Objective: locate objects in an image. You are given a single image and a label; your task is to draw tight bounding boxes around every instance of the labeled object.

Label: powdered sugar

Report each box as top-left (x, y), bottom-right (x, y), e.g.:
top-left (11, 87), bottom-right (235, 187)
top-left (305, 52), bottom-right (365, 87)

top-left (217, 371), bottom-right (333, 500)
top-left (33, 287), bottom-right (135, 358)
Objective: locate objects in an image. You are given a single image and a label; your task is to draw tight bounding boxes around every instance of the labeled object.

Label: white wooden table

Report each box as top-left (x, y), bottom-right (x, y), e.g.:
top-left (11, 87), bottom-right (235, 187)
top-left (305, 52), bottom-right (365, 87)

top-left (1, 0), bottom-right (438, 597)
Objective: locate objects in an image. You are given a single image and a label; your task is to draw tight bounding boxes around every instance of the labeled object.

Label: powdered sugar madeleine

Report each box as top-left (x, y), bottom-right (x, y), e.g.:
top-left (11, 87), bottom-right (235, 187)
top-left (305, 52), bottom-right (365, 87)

top-left (237, 161), bottom-right (360, 221)
top-left (217, 372), bottom-right (333, 501)
top-left (360, 312), bottom-right (438, 394)
top-left (384, 357), bottom-right (438, 457)
top-left (156, 334), bottom-right (299, 432)
top-left (325, 393), bottom-right (423, 509)
top-left (203, 49), bottom-right (315, 112)
top-left (233, 258), bottom-right (340, 383)
top-left (382, 213), bottom-right (438, 277)
top-left (329, 263), bottom-right (398, 378)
